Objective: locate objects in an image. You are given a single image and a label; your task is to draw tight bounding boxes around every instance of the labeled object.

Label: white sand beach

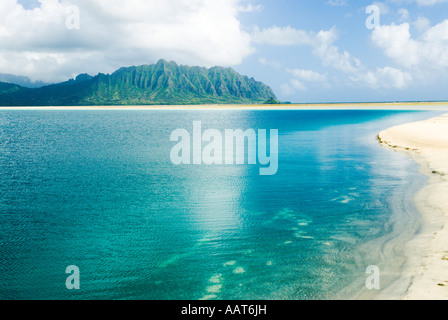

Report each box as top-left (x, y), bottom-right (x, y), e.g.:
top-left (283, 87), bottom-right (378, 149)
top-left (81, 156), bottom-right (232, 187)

top-left (379, 114), bottom-right (448, 300)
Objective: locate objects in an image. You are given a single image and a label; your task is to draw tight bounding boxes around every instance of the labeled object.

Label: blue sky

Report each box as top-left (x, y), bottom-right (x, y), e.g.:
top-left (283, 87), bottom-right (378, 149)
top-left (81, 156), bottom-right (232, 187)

top-left (3, 0), bottom-right (448, 102)
top-left (234, 0), bottom-right (448, 102)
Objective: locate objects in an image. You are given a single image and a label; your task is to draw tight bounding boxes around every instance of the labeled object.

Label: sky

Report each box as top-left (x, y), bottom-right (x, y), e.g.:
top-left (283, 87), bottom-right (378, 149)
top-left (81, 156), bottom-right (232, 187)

top-left (1, 0), bottom-right (448, 103)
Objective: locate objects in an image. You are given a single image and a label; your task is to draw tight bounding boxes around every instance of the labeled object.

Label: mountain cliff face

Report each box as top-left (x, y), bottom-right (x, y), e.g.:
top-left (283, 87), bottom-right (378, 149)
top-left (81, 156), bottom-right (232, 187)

top-left (0, 60), bottom-right (277, 106)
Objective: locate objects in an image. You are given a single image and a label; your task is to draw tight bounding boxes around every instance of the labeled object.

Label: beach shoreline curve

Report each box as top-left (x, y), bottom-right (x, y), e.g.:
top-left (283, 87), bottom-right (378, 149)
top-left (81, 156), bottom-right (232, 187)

top-left (378, 114), bottom-right (448, 300)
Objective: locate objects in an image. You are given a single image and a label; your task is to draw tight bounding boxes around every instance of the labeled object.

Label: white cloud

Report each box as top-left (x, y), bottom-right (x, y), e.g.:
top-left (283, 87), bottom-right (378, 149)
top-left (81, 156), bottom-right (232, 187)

top-left (290, 79), bottom-right (307, 91)
top-left (367, 19), bottom-right (448, 88)
top-left (413, 16), bottom-right (431, 32)
top-left (0, 0), bottom-right (254, 82)
top-left (371, 20), bottom-right (448, 70)
top-left (281, 79), bottom-right (307, 95)
top-left (371, 23), bottom-right (420, 68)
top-left (389, 0), bottom-right (448, 5)
top-left (313, 28), bottom-right (362, 74)
top-left (252, 26), bottom-right (361, 74)
top-left (353, 67), bottom-right (412, 89)
top-left (251, 26), bottom-right (313, 46)
top-left (373, 2), bottom-right (390, 15)
top-left (238, 3), bottom-right (263, 12)
top-left (327, 0), bottom-right (347, 6)
top-left (415, 0), bottom-right (448, 5)
top-left (254, 24), bottom-right (411, 91)
top-left (398, 8), bottom-right (410, 21)
top-left (282, 68), bottom-right (328, 94)
top-left (258, 57), bottom-right (281, 68)
top-left (287, 69), bottom-right (327, 82)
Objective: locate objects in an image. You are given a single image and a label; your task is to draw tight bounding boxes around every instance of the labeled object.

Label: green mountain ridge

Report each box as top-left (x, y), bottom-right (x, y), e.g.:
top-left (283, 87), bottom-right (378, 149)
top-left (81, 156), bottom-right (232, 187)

top-left (0, 59), bottom-right (277, 106)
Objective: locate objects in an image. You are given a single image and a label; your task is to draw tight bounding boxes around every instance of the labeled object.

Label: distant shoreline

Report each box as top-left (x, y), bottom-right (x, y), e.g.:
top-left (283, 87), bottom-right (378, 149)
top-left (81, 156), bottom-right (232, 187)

top-left (1, 101), bottom-right (448, 111)
top-left (379, 114), bottom-right (448, 300)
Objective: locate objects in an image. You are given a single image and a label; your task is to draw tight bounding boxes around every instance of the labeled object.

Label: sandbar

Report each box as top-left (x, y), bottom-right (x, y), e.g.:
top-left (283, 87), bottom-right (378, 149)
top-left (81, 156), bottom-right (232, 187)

top-left (1, 101), bottom-right (448, 111)
top-left (378, 114), bottom-right (448, 300)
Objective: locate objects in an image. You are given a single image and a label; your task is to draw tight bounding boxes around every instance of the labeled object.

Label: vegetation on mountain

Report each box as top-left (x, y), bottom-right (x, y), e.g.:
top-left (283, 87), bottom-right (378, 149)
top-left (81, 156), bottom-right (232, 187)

top-left (0, 60), bottom-right (277, 106)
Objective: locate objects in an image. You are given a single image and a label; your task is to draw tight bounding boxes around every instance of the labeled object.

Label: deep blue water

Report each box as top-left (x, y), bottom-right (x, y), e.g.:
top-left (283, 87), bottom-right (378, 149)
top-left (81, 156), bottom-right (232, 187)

top-left (0, 109), bottom-right (438, 300)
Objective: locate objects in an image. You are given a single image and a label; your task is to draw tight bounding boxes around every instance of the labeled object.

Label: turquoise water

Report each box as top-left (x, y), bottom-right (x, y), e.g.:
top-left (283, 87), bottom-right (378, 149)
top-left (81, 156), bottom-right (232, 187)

top-left (0, 110), bottom-right (438, 300)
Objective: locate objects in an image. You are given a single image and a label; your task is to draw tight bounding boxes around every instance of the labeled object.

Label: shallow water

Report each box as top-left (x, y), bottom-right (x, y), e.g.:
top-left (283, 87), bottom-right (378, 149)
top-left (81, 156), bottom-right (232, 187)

top-left (0, 109), bottom-right (440, 300)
